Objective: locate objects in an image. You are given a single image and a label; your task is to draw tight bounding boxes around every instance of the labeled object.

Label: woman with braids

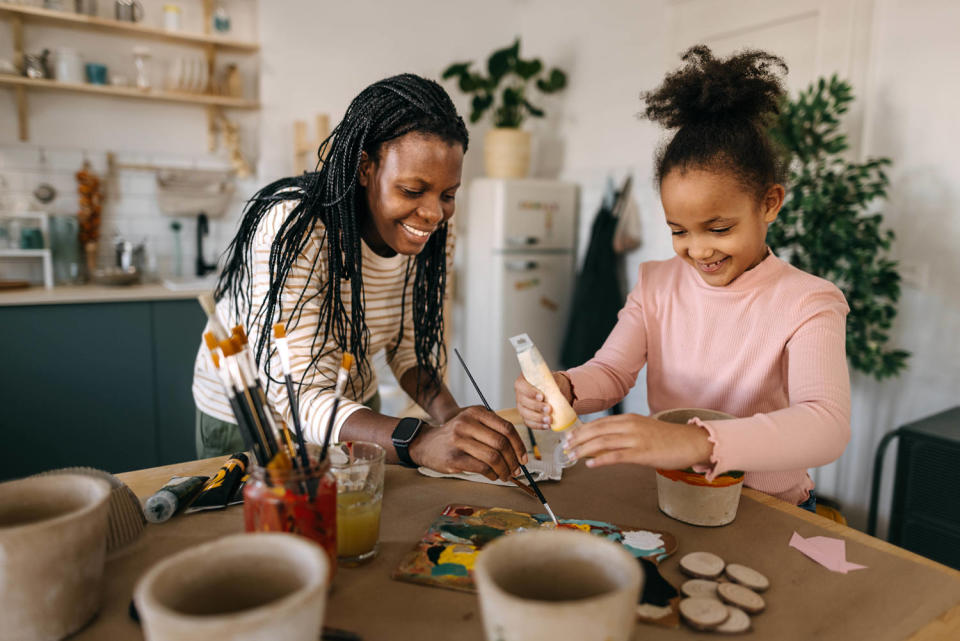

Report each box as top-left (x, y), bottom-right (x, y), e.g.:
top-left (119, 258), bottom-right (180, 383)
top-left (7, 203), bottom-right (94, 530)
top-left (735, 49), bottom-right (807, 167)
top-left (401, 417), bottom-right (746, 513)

top-left (515, 47), bottom-right (851, 510)
top-left (193, 73), bottom-right (528, 481)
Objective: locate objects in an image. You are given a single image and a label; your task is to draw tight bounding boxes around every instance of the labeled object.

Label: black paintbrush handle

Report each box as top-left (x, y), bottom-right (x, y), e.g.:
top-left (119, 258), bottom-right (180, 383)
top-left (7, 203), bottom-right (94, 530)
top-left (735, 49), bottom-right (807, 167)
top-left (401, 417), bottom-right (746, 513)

top-left (284, 376), bottom-right (312, 470)
top-left (452, 348), bottom-right (553, 510)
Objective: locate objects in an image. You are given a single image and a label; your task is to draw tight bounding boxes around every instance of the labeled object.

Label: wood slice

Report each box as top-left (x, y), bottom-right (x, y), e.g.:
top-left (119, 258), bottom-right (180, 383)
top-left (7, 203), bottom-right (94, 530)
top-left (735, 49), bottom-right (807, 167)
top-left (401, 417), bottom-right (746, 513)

top-left (717, 582), bottom-right (766, 614)
top-left (725, 563), bottom-right (770, 592)
top-left (714, 606), bottom-right (752, 634)
top-left (681, 579), bottom-right (720, 599)
top-left (679, 597), bottom-right (729, 630)
top-left (680, 551), bottom-right (726, 578)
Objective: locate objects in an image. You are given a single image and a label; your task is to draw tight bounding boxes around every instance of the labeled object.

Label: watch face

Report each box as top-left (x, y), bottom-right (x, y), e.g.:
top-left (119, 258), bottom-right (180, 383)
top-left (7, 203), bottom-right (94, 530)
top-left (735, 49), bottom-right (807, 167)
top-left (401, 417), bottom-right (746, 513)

top-left (393, 418), bottom-right (422, 444)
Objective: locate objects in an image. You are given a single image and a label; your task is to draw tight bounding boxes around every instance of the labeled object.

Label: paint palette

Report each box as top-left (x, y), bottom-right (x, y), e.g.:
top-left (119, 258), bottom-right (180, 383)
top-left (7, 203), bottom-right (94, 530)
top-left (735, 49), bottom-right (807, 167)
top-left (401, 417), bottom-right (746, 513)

top-left (392, 504), bottom-right (678, 593)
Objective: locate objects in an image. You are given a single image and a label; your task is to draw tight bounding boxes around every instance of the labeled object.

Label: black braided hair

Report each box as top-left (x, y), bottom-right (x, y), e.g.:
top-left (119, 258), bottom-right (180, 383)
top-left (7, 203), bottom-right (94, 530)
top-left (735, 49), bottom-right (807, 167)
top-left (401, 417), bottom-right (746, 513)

top-left (216, 73), bottom-right (469, 403)
top-left (642, 45), bottom-right (788, 197)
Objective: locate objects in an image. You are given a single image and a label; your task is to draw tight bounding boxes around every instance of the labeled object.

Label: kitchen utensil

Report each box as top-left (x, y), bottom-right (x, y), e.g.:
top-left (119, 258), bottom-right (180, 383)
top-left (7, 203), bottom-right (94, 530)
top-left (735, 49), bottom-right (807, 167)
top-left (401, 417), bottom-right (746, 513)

top-left (85, 62), bottom-right (108, 85)
top-left (155, 168), bottom-right (235, 217)
top-left (162, 3), bottom-right (180, 30)
top-left (74, 0), bottom-right (97, 15)
top-left (92, 265), bottom-right (140, 286)
top-left (132, 46), bottom-right (151, 90)
top-left (53, 47), bottom-right (83, 84)
top-left (33, 148), bottom-right (57, 205)
top-left (23, 49), bottom-right (51, 79)
top-left (114, 0), bottom-right (142, 22)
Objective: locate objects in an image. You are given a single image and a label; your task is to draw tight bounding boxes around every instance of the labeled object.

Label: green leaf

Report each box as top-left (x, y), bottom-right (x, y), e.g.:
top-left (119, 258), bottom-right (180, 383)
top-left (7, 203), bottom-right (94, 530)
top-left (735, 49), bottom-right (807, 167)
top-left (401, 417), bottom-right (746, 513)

top-left (515, 58), bottom-right (543, 80)
top-left (442, 62), bottom-right (471, 79)
top-left (488, 39), bottom-right (520, 81)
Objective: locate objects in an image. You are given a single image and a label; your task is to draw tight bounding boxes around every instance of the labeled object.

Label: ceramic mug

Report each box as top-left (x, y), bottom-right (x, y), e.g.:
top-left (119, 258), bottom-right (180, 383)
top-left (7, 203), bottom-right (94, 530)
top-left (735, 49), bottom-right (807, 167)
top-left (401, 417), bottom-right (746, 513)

top-left (474, 529), bottom-right (642, 641)
top-left (0, 474), bottom-right (111, 641)
top-left (134, 532), bottom-right (330, 641)
top-left (653, 408), bottom-right (744, 526)
top-left (85, 62), bottom-right (108, 85)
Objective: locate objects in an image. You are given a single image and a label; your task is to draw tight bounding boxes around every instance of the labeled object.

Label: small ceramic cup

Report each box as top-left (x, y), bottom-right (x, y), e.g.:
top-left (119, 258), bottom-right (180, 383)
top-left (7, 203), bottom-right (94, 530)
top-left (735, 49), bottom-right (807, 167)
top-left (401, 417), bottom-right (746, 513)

top-left (0, 474), bottom-right (111, 641)
top-left (653, 408), bottom-right (744, 526)
top-left (134, 532), bottom-right (330, 641)
top-left (474, 529), bottom-right (642, 641)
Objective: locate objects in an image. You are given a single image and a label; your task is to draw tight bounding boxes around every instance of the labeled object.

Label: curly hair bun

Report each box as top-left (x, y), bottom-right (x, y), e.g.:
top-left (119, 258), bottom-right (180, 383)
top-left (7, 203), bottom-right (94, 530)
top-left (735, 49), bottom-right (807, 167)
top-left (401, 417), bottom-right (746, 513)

top-left (643, 45), bottom-right (787, 129)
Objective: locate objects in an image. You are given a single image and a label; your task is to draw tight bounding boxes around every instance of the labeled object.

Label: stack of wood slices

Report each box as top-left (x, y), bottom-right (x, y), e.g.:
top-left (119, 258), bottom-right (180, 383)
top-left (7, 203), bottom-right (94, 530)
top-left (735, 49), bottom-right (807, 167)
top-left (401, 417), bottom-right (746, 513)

top-left (677, 551), bottom-right (770, 634)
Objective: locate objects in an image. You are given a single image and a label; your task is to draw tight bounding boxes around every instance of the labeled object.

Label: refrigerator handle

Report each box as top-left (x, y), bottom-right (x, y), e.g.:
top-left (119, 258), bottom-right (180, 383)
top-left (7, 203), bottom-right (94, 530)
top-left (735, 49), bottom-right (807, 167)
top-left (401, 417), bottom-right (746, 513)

top-left (505, 236), bottom-right (540, 247)
top-left (505, 260), bottom-right (539, 272)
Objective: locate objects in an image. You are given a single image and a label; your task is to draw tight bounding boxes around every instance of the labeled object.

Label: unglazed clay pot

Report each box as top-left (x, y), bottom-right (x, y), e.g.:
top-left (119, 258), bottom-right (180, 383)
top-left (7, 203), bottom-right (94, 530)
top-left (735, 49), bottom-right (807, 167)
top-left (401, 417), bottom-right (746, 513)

top-left (475, 529), bottom-right (642, 641)
top-left (654, 408), bottom-right (744, 527)
top-left (0, 474), bottom-right (111, 641)
top-left (134, 533), bottom-right (330, 641)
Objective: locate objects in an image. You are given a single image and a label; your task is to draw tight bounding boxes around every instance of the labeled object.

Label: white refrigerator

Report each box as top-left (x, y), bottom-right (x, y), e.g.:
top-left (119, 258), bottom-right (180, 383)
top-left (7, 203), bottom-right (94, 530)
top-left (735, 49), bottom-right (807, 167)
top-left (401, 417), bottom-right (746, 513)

top-left (454, 178), bottom-right (579, 410)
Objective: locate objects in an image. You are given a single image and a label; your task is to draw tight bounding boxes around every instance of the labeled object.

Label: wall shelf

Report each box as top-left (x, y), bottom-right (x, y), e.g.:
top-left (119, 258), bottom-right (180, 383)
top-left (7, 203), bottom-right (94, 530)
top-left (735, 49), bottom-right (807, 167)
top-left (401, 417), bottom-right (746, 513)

top-left (0, 2), bottom-right (259, 52)
top-left (0, 75), bottom-right (260, 109)
top-left (0, 0), bottom-right (259, 143)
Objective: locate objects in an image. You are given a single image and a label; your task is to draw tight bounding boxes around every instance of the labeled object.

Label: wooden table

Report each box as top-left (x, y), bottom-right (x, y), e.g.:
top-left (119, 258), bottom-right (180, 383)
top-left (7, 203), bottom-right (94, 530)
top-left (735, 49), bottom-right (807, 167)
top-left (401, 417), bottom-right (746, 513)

top-left (77, 455), bottom-right (960, 641)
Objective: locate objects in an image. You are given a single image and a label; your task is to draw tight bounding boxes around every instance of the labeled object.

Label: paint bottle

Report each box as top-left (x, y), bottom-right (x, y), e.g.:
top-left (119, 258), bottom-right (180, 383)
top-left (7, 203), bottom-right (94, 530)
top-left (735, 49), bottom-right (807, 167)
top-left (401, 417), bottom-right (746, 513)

top-left (510, 333), bottom-right (581, 468)
top-left (143, 475), bottom-right (208, 523)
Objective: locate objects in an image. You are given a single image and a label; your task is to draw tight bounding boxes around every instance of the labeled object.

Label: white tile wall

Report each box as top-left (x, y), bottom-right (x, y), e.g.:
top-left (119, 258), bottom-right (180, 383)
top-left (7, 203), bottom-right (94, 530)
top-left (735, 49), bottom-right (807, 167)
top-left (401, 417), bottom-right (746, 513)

top-left (0, 144), bottom-right (258, 279)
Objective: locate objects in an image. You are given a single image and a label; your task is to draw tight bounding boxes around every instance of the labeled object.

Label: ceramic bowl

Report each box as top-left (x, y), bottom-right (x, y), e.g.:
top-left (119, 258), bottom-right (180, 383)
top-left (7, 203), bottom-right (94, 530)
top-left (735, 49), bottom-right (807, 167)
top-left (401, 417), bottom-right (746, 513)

top-left (134, 532), bottom-right (330, 641)
top-left (653, 408), bottom-right (744, 527)
top-left (474, 528), bottom-right (642, 641)
top-left (0, 474), bottom-right (111, 641)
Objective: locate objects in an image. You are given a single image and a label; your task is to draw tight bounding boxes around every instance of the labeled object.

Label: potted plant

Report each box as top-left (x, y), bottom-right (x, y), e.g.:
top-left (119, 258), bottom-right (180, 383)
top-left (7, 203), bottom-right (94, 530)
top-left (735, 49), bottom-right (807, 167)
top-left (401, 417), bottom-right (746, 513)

top-left (442, 38), bottom-right (567, 178)
top-left (768, 76), bottom-right (908, 380)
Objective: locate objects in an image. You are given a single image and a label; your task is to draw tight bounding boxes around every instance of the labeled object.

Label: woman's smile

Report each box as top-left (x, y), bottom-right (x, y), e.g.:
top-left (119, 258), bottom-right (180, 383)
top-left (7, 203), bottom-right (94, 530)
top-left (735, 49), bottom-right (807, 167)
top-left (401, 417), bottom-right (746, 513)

top-left (400, 221), bottom-right (434, 241)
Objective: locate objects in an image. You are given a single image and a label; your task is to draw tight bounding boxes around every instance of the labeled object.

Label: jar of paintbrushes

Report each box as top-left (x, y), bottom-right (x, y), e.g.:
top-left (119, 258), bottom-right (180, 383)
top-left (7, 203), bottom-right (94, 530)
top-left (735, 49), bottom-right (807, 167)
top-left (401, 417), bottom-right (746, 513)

top-left (243, 456), bottom-right (338, 579)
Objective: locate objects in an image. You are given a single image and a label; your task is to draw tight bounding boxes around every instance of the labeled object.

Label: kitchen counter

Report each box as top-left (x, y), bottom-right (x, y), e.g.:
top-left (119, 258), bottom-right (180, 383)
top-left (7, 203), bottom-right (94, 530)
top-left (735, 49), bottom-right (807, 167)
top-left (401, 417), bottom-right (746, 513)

top-left (0, 281), bottom-right (214, 306)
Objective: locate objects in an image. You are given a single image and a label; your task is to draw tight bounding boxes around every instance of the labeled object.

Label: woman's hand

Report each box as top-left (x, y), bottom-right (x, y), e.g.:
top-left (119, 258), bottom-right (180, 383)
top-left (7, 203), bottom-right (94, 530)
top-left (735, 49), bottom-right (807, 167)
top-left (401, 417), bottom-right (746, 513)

top-left (514, 372), bottom-right (573, 430)
top-left (409, 406), bottom-right (528, 482)
top-left (565, 414), bottom-right (714, 470)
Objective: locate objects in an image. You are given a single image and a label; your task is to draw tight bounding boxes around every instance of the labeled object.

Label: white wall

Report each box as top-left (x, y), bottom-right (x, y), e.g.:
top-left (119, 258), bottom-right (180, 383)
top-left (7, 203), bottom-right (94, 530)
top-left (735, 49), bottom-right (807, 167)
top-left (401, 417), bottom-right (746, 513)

top-left (838, 0), bottom-right (960, 533)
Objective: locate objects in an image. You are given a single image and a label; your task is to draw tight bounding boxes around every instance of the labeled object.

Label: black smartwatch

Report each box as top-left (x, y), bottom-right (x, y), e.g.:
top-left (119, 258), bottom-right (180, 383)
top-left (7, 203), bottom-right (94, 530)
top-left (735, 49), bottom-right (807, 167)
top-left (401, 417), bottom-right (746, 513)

top-left (391, 417), bottom-right (424, 468)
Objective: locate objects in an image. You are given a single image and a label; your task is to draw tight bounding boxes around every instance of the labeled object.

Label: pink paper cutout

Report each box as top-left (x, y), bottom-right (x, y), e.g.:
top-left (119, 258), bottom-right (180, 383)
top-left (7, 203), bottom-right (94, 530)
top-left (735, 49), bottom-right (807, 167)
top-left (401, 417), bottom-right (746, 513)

top-left (789, 532), bottom-right (868, 574)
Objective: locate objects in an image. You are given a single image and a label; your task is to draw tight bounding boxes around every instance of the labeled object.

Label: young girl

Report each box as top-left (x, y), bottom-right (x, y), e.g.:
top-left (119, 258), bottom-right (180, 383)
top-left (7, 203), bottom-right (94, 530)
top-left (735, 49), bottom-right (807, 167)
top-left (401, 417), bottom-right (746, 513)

top-left (515, 47), bottom-right (850, 509)
top-left (194, 74), bottom-right (527, 482)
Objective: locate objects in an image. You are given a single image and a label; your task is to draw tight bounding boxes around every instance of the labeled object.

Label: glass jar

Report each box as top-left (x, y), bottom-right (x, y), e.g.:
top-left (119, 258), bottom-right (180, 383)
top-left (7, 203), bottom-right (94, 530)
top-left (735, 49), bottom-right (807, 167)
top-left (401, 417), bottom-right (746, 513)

top-left (243, 459), bottom-right (337, 577)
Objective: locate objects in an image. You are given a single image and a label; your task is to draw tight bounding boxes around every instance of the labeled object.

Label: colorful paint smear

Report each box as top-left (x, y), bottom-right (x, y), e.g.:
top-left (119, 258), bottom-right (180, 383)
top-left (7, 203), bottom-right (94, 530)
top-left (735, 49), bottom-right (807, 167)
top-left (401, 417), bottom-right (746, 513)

top-left (392, 504), bottom-right (677, 593)
top-left (655, 468), bottom-right (744, 487)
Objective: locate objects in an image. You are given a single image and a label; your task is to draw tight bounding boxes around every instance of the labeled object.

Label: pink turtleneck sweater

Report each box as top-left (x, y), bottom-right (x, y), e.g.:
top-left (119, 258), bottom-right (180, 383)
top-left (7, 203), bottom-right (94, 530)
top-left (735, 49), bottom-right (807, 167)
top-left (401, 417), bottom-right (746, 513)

top-left (564, 253), bottom-right (851, 505)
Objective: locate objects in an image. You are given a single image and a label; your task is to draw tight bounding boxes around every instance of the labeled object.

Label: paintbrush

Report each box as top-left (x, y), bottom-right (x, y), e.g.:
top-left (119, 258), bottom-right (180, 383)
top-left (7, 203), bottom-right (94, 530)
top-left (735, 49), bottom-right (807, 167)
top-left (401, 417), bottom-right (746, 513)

top-left (453, 348), bottom-right (559, 526)
top-left (272, 323), bottom-right (312, 473)
top-left (203, 332), bottom-right (266, 464)
top-left (319, 353), bottom-right (355, 462)
top-left (526, 424), bottom-right (542, 460)
top-left (197, 292), bottom-right (228, 342)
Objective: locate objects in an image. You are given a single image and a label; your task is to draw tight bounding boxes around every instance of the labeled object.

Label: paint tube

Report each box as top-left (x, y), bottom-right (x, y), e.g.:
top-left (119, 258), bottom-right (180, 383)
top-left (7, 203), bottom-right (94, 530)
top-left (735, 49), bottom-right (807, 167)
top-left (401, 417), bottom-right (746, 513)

top-left (143, 475), bottom-right (208, 523)
top-left (510, 333), bottom-right (582, 468)
top-left (510, 333), bottom-right (580, 432)
top-left (183, 452), bottom-right (249, 514)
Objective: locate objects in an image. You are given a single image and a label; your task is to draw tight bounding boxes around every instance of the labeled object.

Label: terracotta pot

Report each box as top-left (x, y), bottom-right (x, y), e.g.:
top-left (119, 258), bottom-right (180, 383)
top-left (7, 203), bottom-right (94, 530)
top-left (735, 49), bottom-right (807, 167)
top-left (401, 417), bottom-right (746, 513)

top-left (134, 532), bottom-right (330, 641)
top-left (653, 408), bottom-right (743, 527)
top-left (483, 128), bottom-right (531, 178)
top-left (0, 474), bottom-right (111, 641)
top-left (475, 529), bottom-right (641, 641)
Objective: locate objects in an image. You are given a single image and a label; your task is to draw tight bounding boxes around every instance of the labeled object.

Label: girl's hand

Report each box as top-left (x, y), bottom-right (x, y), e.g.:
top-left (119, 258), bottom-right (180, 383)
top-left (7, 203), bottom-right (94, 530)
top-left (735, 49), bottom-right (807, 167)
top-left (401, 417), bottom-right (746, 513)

top-left (409, 406), bottom-right (528, 482)
top-left (566, 414), bottom-right (714, 470)
top-left (514, 372), bottom-right (573, 430)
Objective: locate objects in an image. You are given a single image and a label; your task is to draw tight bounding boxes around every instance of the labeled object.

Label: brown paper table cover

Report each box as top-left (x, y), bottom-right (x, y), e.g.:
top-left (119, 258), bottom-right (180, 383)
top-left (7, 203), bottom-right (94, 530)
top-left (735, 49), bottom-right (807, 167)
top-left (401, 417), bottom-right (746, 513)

top-left (72, 457), bottom-right (960, 641)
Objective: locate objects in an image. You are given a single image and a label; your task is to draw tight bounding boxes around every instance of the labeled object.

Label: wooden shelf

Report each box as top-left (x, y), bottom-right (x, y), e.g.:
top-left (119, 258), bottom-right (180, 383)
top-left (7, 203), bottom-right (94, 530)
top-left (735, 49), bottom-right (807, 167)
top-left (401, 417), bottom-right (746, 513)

top-left (0, 2), bottom-right (259, 52)
top-left (0, 74), bottom-right (260, 109)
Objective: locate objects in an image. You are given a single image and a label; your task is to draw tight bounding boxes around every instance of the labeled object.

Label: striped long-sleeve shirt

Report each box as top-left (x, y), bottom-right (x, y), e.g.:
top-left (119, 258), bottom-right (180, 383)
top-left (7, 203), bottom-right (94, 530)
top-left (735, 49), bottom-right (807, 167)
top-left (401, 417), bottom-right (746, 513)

top-left (192, 196), bottom-right (454, 445)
